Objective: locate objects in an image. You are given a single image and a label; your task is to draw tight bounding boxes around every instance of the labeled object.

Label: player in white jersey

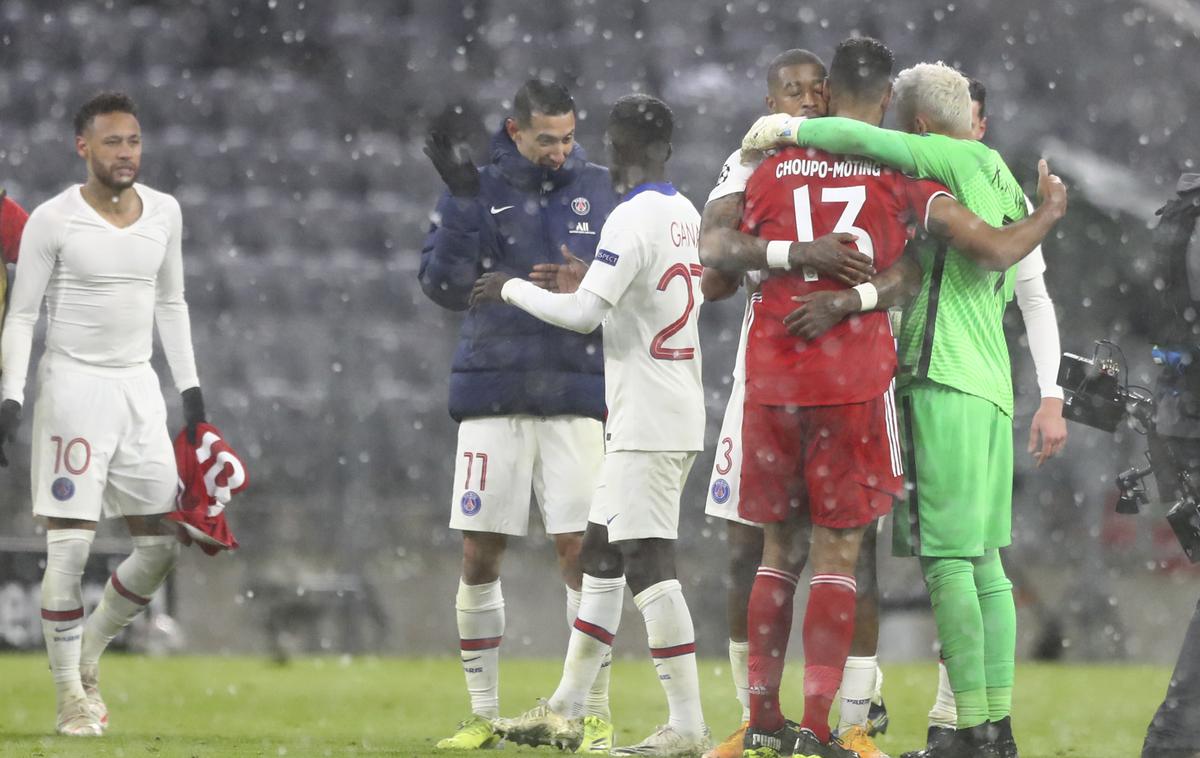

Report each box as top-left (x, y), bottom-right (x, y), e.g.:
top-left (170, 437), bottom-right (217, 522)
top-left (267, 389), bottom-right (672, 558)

top-left (473, 94), bottom-right (712, 757)
top-left (696, 49), bottom-right (891, 758)
top-left (0, 92), bottom-right (206, 737)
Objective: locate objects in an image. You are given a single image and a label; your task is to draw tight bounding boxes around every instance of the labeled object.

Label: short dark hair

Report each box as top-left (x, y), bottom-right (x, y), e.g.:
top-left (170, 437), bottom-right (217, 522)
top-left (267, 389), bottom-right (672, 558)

top-left (513, 79), bottom-right (575, 128)
top-left (607, 94), bottom-right (673, 162)
top-left (968, 77), bottom-right (987, 118)
top-left (828, 37), bottom-right (894, 101)
top-left (74, 91), bottom-right (138, 135)
top-left (766, 49), bottom-right (826, 90)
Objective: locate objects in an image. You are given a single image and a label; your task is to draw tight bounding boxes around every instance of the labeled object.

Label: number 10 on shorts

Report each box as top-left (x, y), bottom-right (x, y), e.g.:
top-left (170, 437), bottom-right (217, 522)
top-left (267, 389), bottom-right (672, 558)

top-left (51, 436), bottom-right (91, 476)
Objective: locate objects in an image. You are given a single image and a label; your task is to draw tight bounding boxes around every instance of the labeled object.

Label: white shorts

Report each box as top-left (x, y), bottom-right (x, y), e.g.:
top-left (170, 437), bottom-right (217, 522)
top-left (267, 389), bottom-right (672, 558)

top-left (448, 415), bottom-right (603, 536)
top-left (704, 378), bottom-right (757, 527)
top-left (31, 356), bottom-right (176, 521)
top-left (589, 450), bottom-right (697, 542)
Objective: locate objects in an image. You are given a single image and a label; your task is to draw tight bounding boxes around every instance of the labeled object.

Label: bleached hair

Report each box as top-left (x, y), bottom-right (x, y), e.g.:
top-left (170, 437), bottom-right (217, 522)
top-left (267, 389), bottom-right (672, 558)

top-left (893, 62), bottom-right (972, 136)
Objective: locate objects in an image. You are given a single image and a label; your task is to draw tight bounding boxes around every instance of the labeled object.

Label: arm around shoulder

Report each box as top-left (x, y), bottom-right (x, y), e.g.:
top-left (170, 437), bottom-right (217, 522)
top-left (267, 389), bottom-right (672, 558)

top-left (926, 162), bottom-right (1067, 272)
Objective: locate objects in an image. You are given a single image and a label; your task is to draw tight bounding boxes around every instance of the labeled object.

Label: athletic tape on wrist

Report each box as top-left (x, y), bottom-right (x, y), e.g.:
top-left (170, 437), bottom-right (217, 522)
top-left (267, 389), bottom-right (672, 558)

top-left (766, 241), bottom-right (791, 269)
top-left (852, 282), bottom-right (878, 311)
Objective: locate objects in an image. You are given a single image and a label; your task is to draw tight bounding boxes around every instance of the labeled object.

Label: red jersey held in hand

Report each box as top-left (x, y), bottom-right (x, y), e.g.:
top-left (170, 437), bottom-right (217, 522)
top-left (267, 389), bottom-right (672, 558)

top-left (741, 146), bottom-right (950, 407)
top-left (167, 423), bottom-right (248, 555)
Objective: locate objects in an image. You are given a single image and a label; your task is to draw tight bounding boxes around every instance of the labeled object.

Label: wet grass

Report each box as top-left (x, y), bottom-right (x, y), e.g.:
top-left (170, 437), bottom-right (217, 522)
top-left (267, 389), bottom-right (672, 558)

top-left (0, 654), bottom-right (1168, 756)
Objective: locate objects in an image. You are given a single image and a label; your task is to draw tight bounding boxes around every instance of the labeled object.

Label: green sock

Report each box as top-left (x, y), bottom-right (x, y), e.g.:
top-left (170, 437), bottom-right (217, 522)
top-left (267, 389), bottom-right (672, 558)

top-left (974, 549), bottom-right (1015, 721)
top-left (921, 556), bottom-right (988, 729)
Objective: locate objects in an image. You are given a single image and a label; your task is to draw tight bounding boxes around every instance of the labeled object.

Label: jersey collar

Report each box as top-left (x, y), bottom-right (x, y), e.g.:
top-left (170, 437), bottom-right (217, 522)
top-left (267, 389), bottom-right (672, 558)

top-left (622, 181), bottom-right (676, 202)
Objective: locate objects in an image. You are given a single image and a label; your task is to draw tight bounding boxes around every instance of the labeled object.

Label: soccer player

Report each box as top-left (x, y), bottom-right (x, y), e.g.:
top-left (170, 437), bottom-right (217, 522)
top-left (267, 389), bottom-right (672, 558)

top-left (741, 62), bottom-right (1070, 757)
top-left (698, 48), bottom-right (889, 758)
top-left (903, 74), bottom-right (1069, 757)
top-left (477, 94), bottom-right (712, 757)
top-left (0, 92), bottom-right (207, 736)
top-left (419, 80), bottom-right (619, 751)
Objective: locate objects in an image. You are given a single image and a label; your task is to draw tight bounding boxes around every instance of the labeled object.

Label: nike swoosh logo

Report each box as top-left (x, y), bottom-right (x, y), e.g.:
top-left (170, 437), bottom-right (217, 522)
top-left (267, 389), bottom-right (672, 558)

top-left (54, 625), bottom-right (79, 633)
top-left (490, 205), bottom-right (514, 214)
top-left (461, 656), bottom-right (481, 663)
top-left (606, 514), bottom-right (618, 525)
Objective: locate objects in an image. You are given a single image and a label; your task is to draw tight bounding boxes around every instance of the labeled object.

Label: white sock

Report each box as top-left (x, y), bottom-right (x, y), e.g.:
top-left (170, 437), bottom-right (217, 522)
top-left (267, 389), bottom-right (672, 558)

top-left (634, 579), bottom-right (705, 739)
top-left (80, 535), bottom-right (179, 668)
top-left (550, 574), bottom-right (625, 718)
top-left (567, 584), bottom-right (613, 720)
top-left (928, 659), bottom-right (957, 728)
top-left (456, 579), bottom-right (504, 719)
top-left (728, 639), bottom-right (750, 722)
top-left (873, 661), bottom-right (885, 703)
top-left (837, 655), bottom-right (878, 735)
top-left (42, 529), bottom-right (95, 707)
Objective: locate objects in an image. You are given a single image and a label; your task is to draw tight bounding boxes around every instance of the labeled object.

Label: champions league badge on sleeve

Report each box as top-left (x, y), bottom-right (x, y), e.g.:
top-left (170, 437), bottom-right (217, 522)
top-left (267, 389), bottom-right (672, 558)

top-left (460, 491), bottom-right (482, 516)
top-left (51, 477), bottom-right (76, 501)
top-left (711, 478), bottom-right (731, 505)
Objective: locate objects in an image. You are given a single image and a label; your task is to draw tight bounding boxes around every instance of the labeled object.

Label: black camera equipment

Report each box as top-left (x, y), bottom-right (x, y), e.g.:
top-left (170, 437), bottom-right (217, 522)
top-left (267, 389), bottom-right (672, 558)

top-left (1058, 340), bottom-right (1200, 562)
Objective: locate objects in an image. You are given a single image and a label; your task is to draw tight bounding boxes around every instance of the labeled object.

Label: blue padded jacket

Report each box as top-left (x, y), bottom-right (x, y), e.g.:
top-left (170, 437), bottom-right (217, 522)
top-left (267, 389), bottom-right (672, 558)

top-left (419, 126), bottom-right (618, 421)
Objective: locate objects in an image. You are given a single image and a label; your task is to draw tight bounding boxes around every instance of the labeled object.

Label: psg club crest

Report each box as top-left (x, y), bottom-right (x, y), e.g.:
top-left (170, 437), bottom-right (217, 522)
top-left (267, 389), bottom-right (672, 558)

top-left (51, 477), bottom-right (75, 502)
top-left (711, 478), bottom-right (731, 505)
top-left (571, 196), bottom-right (590, 216)
top-left (461, 491), bottom-right (482, 516)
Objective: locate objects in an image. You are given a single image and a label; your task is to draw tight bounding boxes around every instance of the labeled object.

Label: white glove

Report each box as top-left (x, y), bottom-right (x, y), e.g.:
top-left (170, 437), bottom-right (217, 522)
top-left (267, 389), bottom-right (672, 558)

top-left (740, 113), bottom-right (806, 163)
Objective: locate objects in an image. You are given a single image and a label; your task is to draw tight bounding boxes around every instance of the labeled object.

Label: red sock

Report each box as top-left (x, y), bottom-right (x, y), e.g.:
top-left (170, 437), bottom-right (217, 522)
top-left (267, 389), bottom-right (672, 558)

top-left (747, 567), bottom-right (799, 733)
top-left (800, 573), bottom-right (857, 742)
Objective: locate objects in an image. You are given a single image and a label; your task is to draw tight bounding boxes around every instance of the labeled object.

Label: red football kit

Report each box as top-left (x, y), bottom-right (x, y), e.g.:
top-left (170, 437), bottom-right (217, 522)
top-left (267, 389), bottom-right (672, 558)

top-left (738, 145), bottom-right (950, 527)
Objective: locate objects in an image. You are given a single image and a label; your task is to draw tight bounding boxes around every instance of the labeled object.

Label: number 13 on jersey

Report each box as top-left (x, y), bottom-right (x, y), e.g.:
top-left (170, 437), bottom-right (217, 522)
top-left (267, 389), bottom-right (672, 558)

top-left (792, 184), bottom-right (875, 281)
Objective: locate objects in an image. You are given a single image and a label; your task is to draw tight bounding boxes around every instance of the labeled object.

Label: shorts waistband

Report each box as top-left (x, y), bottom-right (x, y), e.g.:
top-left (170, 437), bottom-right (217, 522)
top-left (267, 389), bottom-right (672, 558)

top-left (41, 351), bottom-right (155, 379)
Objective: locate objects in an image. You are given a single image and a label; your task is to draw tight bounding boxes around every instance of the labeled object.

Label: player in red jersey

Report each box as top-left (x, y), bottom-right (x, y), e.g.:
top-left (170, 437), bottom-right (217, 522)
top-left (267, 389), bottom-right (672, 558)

top-left (710, 38), bottom-right (1066, 758)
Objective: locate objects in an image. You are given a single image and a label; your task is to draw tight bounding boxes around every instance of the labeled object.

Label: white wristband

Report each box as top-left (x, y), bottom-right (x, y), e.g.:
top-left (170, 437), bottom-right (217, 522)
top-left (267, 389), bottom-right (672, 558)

top-left (852, 282), bottom-right (878, 311)
top-left (766, 241), bottom-right (791, 269)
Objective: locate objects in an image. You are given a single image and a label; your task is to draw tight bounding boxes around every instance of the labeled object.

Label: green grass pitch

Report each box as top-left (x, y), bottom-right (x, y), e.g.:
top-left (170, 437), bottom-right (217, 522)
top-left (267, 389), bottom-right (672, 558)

top-left (0, 654), bottom-right (1168, 756)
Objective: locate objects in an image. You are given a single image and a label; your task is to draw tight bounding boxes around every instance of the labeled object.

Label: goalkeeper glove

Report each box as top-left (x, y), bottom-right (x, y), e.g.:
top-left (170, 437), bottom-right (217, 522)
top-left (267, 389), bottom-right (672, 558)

top-left (740, 113), bottom-right (807, 162)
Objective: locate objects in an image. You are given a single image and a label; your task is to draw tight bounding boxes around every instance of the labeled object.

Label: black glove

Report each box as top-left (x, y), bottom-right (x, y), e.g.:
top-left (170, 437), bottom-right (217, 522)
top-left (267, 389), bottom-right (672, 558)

top-left (0, 399), bottom-right (21, 468)
top-left (423, 131), bottom-right (480, 198)
top-left (182, 387), bottom-right (207, 444)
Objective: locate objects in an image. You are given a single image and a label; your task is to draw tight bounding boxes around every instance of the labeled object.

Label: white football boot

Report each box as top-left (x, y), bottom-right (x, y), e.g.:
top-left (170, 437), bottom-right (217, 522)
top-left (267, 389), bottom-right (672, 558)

top-left (79, 663), bottom-right (109, 732)
top-left (56, 695), bottom-right (103, 737)
top-left (492, 698), bottom-right (583, 750)
top-left (611, 724), bottom-right (713, 756)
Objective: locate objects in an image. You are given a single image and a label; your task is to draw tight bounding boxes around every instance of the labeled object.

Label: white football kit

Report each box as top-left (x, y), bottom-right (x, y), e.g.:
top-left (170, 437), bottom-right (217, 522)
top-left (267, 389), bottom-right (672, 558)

top-left (1, 184), bottom-right (199, 520)
top-left (503, 182), bottom-right (706, 541)
top-left (703, 149), bottom-right (761, 526)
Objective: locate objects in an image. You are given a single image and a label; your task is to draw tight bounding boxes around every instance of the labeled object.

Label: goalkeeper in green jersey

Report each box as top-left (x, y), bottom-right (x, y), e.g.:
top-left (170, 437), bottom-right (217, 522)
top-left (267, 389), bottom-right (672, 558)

top-left (741, 63), bottom-right (1068, 758)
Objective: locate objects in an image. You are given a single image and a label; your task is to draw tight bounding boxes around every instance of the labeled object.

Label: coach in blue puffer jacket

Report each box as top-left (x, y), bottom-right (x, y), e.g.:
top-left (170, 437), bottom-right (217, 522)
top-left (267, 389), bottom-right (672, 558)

top-left (420, 94), bottom-right (616, 422)
top-left (418, 80), bottom-right (620, 747)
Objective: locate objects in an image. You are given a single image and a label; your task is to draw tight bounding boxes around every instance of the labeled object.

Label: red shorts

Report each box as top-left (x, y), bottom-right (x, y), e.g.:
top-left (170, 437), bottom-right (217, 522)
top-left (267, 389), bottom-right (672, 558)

top-left (738, 387), bottom-right (903, 528)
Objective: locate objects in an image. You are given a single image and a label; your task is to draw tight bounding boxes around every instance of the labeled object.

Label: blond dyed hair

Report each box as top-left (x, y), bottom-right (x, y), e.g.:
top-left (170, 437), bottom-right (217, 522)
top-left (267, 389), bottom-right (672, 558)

top-left (893, 62), bottom-right (972, 136)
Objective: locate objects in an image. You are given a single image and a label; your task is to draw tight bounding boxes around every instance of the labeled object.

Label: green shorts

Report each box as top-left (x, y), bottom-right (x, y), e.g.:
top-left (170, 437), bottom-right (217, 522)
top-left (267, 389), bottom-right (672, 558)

top-left (892, 380), bottom-right (1013, 557)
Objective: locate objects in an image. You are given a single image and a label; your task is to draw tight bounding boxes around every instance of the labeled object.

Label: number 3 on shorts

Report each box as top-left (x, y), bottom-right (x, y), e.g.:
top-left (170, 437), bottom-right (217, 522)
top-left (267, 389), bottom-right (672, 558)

top-left (50, 436), bottom-right (91, 476)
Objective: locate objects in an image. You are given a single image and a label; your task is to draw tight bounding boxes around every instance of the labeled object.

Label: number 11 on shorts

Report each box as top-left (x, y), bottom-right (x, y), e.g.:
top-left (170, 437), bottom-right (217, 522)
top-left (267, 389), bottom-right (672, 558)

top-left (462, 451), bottom-right (488, 491)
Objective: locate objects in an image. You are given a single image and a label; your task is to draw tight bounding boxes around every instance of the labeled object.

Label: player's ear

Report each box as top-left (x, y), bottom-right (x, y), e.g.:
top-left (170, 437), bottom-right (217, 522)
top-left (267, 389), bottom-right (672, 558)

top-left (504, 117), bottom-right (519, 142)
top-left (978, 115), bottom-right (988, 139)
top-left (880, 82), bottom-right (894, 114)
top-left (75, 134), bottom-right (88, 159)
top-left (764, 93), bottom-right (776, 113)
